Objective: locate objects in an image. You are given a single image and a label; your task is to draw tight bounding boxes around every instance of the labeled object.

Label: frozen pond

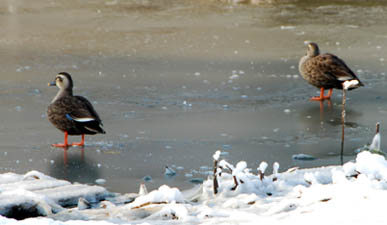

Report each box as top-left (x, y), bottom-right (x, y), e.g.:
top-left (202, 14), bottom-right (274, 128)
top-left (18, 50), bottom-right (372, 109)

top-left (0, 0), bottom-right (387, 193)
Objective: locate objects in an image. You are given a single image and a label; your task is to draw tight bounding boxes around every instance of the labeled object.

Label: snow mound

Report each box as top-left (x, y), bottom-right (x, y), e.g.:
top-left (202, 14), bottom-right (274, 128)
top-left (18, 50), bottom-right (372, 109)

top-left (2, 151), bottom-right (387, 224)
top-left (126, 185), bottom-right (184, 209)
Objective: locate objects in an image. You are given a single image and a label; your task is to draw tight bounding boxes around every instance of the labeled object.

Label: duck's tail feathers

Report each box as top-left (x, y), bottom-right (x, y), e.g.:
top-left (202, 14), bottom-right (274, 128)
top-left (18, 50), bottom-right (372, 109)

top-left (345, 79), bottom-right (364, 90)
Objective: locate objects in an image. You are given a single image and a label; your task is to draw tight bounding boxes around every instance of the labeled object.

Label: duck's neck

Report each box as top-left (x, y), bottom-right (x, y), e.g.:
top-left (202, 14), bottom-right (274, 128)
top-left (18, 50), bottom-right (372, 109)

top-left (51, 88), bottom-right (72, 103)
top-left (299, 55), bottom-right (309, 72)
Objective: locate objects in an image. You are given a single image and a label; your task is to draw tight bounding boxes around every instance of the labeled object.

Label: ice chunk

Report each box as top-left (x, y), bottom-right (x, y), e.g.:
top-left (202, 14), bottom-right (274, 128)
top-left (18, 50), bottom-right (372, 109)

top-left (143, 175), bottom-right (152, 182)
top-left (165, 166), bottom-right (177, 176)
top-left (138, 183), bottom-right (148, 196)
top-left (189, 178), bottom-right (204, 184)
top-left (370, 123), bottom-right (381, 152)
top-left (284, 109), bottom-right (291, 114)
top-left (292, 154), bottom-right (316, 161)
top-left (369, 132), bottom-right (381, 151)
top-left (95, 179), bottom-right (106, 185)
top-left (229, 74), bottom-right (239, 80)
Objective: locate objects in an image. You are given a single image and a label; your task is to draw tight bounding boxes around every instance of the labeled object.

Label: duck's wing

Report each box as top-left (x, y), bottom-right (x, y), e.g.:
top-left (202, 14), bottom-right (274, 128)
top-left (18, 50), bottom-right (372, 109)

top-left (65, 96), bottom-right (105, 134)
top-left (71, 96), bottom-right (102, 122)
top-left (312, 54), bottom-right (362, 83)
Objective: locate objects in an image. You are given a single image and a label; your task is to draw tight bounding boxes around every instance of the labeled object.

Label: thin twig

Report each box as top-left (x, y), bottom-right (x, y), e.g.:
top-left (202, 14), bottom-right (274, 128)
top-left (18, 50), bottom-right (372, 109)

top-left (341, 87), bottom-right (346, 165)
top-left (258, 170), bottom-right (264, 181)
top-left (131, 201), bottom-right (169, 209)
top-left (213, 159), bottom-right (219, 195)
top-left (231, 176), bottom-right (239, 191)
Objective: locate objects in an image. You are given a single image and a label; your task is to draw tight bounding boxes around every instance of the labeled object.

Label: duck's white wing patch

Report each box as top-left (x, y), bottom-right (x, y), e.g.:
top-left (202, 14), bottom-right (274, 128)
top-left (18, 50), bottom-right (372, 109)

top-left (337, 76), bottom-right (354, 81)
top-left (73, 117), bottom-right (95, 122)
top-left (66, 114), bottom-right (95, 122)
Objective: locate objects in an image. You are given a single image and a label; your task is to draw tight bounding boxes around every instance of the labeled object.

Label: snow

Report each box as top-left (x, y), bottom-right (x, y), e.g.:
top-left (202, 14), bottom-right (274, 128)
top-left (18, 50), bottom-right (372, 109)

top-left (273, 162), bottom-right (280, 175)
top-left (212, 150), bottom-right (221, 161)
top-left (0, 170), bottom-right (110, 219)
top-left (2, 151), bottom-right (387, 224)
top-left (77, 198), bottom-right (91, 210)
top-left (258, 161), bottom-right (268, 173)
top-left (126, 185), bottom-right (184, 209)
top-left (233, 161), bottom-right (247, 175)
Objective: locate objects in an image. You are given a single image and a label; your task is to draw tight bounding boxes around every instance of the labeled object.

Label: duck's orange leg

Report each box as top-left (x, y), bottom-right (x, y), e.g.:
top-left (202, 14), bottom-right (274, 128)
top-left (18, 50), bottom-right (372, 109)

top-left (71, 134), bottom-right (85, 147)
top-left (52, 131), bottom-right (70, 148)
top-left (325, 88), bottom-right (333, 99)
top-left (310, 88), bottom-right (332, 101)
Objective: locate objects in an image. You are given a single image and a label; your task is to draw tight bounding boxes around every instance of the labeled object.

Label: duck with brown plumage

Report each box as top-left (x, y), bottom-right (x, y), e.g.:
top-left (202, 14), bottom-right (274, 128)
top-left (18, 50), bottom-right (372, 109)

top-left (299, 42), bottom-right (364, 101)
top-left (47, 72), bottom-right (105, 148)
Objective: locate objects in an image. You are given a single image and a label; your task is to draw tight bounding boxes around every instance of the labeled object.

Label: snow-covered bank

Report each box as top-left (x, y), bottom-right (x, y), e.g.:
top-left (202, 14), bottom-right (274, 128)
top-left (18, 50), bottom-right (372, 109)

top-left (1, 151), bottom-right (387, 224)
top-left (0, 171), bottom-right (110, 220)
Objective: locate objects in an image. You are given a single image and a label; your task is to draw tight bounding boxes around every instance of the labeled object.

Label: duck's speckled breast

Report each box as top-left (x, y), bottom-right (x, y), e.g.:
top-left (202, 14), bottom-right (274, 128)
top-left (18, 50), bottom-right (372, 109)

top-left (47, 97), bottom-right (83, 135)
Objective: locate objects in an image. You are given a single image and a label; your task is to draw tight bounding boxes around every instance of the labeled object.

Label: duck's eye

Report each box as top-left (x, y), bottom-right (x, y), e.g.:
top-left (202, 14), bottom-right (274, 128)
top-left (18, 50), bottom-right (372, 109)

top-left (56, 77), bottom-right (63, 82)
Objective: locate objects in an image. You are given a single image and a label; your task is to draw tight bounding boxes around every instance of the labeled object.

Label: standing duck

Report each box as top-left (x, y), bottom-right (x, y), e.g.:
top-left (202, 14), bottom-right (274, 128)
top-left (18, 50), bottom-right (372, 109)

top-left (299, 42), bottom-right (363, 101)
top-left (47, 72), bottom-right (105, 147)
